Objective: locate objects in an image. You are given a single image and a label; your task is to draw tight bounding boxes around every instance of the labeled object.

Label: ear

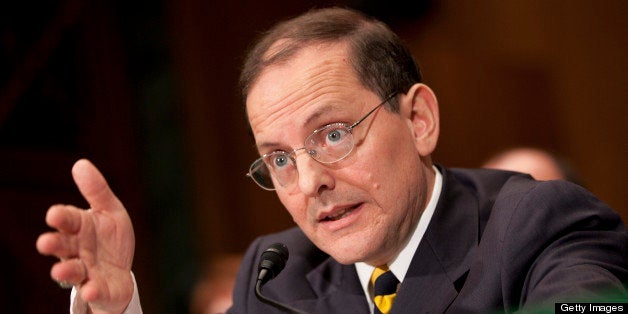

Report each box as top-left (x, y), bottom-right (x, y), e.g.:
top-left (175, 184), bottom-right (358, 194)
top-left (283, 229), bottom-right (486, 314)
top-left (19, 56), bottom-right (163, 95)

top-left (398, 83), bottom-right (440, 156)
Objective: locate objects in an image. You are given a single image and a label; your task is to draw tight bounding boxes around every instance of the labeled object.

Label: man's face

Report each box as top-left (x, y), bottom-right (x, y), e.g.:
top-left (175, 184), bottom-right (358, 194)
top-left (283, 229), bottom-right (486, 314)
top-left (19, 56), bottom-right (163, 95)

top-left (247, 42), bottom-right (434, 266)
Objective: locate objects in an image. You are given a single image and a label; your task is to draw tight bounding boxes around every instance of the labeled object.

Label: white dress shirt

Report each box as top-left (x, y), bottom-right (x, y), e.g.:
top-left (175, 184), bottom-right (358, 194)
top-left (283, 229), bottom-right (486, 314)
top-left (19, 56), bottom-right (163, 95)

top-left (355, 166), bottom-right (443, 313)
top-left (70, 272), bottom-right (142, 314)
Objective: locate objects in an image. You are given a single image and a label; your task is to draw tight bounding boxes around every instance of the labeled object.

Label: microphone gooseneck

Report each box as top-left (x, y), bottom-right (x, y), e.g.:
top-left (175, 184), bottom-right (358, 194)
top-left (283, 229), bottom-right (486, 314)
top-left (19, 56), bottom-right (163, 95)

top-left (254, 243), bottom-right (307, 314)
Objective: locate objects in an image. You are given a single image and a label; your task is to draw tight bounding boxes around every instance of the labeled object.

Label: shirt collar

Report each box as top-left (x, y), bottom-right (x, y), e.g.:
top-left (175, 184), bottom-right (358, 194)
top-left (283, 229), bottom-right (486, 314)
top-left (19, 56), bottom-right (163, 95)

top-left (354, 166), bottom-right (443, 308)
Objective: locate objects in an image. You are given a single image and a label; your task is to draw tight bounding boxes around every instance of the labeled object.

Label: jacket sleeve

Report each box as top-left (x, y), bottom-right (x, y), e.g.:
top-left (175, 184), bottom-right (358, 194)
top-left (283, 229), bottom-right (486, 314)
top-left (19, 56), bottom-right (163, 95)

top-left (498, 179), bottom-right (628, 310)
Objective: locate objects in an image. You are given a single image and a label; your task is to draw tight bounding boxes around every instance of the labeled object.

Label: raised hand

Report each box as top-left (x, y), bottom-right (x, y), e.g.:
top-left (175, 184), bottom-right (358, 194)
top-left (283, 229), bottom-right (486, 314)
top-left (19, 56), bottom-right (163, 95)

top-left (36, 159), bottom-right (136, 313)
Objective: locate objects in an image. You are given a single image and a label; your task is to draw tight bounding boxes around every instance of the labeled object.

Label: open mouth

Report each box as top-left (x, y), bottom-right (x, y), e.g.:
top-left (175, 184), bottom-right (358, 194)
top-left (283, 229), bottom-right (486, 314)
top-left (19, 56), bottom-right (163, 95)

top-left (321, 203), bottom-right (361, 222)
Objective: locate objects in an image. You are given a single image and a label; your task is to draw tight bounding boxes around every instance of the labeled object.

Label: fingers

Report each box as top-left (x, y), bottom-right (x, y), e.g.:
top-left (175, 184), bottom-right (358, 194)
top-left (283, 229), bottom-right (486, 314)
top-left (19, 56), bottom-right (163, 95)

top-left (79, 269), bottom-right (135, 313)
top-left (45, 204), bottom-right (82, 233)
top-left (71, 159), bottom-right (122, 213)
top-left (36, 205), bottom-right (82, 257)
top-left (36, 231), bottom-right (78, 258)
top-left (50, 258), bottom-right (87, 287)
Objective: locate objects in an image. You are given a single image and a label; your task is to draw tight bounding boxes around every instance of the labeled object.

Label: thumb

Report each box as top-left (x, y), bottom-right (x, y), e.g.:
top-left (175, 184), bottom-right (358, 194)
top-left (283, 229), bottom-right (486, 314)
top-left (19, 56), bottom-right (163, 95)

top-left (72, 159), bottom-right (122, 212)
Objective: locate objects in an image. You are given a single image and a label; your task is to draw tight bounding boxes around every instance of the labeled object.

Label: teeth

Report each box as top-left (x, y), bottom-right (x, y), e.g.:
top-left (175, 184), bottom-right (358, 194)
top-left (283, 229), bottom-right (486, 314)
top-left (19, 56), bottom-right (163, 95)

top-left (325, 208), bottom-right (352, 221)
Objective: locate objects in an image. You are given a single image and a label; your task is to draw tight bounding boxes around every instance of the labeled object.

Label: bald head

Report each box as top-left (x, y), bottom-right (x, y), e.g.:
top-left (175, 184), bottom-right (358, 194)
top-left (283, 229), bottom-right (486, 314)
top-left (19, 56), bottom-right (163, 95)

top-left (483, 148), bottom-right (570, 181)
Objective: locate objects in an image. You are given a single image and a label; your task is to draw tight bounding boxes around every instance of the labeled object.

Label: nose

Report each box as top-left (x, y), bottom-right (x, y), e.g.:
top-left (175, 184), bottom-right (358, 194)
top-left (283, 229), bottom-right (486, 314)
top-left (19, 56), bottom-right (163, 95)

top-left (294, 151), bottom-right (335, 196)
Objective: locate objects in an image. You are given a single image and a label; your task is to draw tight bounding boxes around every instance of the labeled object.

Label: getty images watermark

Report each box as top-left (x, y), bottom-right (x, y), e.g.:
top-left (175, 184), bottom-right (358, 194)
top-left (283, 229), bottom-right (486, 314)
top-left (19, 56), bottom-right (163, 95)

top-left (556, 303), bottom-right (626, 313)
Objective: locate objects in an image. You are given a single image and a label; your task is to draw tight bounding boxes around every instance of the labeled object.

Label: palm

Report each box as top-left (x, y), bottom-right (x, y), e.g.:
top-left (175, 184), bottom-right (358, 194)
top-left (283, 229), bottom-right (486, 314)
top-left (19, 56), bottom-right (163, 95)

top-left (85, 208), bottom-right (134, 272)
top-left (78, 209), bottom-right (134, 313)
top-left (37, 159), bottom-right (137, 313)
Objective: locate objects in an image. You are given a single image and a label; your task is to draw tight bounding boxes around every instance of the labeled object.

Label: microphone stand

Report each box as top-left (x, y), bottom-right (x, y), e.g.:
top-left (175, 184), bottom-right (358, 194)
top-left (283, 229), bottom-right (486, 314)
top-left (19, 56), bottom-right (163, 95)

top-left (254, 271), bottom-right (307, 314)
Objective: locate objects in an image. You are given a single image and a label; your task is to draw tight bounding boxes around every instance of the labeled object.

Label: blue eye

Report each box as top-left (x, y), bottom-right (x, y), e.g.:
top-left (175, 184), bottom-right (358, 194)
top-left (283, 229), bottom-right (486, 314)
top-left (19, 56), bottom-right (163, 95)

top-left (273, 154), bottom-right (289, 168)
top-left (326, 128), bottom-right (348, 144)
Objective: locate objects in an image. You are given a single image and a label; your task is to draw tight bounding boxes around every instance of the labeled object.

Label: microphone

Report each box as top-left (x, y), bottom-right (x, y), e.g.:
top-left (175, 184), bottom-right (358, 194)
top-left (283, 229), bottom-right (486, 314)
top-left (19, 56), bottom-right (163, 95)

top-left (254, 243), bottom-right (307, 314)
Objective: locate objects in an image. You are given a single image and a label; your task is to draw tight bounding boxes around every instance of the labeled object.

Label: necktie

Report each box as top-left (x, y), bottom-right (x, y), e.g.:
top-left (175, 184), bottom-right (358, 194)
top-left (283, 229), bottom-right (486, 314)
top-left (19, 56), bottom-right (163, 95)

top-left (370, 265), bottom-right (399, 314)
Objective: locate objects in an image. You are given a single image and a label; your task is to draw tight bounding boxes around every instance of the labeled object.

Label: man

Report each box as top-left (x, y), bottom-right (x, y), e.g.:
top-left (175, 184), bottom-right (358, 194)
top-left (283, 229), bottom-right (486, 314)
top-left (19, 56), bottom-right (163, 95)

top-left (36, 7), bottom-right (627, 314)
top-left (482, 147), bottom-right (583, 184)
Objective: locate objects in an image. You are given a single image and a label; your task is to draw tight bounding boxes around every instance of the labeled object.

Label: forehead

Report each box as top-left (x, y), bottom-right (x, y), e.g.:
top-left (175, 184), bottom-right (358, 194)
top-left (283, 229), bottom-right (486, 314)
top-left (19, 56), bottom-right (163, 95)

top-left (246, 42), bottom-right (369, 145)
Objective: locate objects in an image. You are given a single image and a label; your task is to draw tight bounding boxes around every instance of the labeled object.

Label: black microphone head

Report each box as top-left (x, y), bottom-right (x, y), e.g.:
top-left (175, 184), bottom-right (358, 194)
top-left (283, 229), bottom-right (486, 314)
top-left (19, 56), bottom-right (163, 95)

top-left (254, 243), bottom-right (306, 313)
top-left (258, 243), bottom-right (289, 283)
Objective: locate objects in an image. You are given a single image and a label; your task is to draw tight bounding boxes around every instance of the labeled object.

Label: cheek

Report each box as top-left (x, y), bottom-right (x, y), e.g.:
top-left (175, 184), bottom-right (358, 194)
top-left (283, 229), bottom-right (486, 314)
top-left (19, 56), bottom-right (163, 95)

top-left (355, 126), bottom-right (419, 190)
top-left (361, 172), bottom-right (380, 190)
top-left (276, 192), bottom-right (309, 224)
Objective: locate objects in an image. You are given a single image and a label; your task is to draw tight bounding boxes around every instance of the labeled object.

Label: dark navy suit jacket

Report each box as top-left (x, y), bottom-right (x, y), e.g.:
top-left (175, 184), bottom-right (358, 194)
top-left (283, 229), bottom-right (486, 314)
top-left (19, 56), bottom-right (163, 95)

top-left (228, 167), bottom-right (628, 313)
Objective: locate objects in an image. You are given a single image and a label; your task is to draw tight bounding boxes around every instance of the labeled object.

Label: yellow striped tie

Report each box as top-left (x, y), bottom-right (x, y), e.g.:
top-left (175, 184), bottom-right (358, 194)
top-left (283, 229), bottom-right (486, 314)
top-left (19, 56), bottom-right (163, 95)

top-left (370, 265), bottom-right (399, 314)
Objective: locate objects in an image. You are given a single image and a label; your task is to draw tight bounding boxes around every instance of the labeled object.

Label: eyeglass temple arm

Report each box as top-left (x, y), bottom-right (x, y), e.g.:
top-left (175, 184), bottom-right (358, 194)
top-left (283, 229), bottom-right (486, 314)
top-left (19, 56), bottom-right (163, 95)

top-left (348, 93), bottom-right (397, 129)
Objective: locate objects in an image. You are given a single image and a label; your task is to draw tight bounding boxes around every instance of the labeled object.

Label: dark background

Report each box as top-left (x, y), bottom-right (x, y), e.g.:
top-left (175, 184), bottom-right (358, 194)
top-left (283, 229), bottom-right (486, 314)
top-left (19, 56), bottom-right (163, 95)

top-left (1, 0), bottom-right (626, 313)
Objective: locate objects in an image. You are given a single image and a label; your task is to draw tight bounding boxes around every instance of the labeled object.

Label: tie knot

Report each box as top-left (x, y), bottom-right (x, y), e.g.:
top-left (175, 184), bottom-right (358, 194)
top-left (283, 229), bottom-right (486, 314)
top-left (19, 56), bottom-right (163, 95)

top-left (372, 266), bottom-right (399, 296)
top-left (370, 266), bottom-right (399, 314)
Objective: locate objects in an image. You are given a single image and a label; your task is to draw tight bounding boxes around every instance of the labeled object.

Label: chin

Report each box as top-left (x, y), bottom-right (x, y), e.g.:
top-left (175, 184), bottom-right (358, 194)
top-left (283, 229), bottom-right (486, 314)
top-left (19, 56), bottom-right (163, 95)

top-left (328, 251), bottom-right (363, 265)
top-left (318, 236), bottom-right (379, 265)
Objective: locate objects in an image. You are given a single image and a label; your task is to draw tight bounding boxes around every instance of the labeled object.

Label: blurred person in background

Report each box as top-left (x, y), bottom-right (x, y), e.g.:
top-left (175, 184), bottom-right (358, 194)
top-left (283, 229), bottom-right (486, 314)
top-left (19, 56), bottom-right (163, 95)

top-left (482, 146), bottom-right (583, 184)
top-left (190, 254), bottom-right (242, 314)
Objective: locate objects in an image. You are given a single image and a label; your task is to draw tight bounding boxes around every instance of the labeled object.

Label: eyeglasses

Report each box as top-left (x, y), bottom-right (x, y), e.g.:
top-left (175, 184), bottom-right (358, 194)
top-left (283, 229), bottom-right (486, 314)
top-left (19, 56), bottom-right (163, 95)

top-left (247, 93), bottom-right (396, 191)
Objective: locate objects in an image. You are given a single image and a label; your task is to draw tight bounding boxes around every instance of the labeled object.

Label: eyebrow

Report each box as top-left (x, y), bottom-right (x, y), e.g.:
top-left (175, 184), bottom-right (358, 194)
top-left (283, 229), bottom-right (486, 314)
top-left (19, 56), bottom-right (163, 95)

top-left (256, 141), bottom-right (282, 151)
top-left (256, 103), bottom-right (346, 151)
top-left (303, 104), bottom-right (336, 126)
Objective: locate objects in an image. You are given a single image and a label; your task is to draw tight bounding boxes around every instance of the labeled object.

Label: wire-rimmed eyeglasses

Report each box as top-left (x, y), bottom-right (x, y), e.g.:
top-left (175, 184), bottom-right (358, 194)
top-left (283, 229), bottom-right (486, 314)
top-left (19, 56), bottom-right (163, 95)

top-left (247, 93), bottom-right (397, 191)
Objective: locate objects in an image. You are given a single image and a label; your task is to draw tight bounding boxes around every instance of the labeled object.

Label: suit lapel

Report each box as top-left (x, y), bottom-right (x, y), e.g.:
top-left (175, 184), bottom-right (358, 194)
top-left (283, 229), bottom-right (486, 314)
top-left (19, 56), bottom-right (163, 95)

top-left (393, 167), bottom-right (480, 313)
top-left (292, 167), bottom-right (480, 313)
top-left (299, 257), bottom-right (370, 312)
